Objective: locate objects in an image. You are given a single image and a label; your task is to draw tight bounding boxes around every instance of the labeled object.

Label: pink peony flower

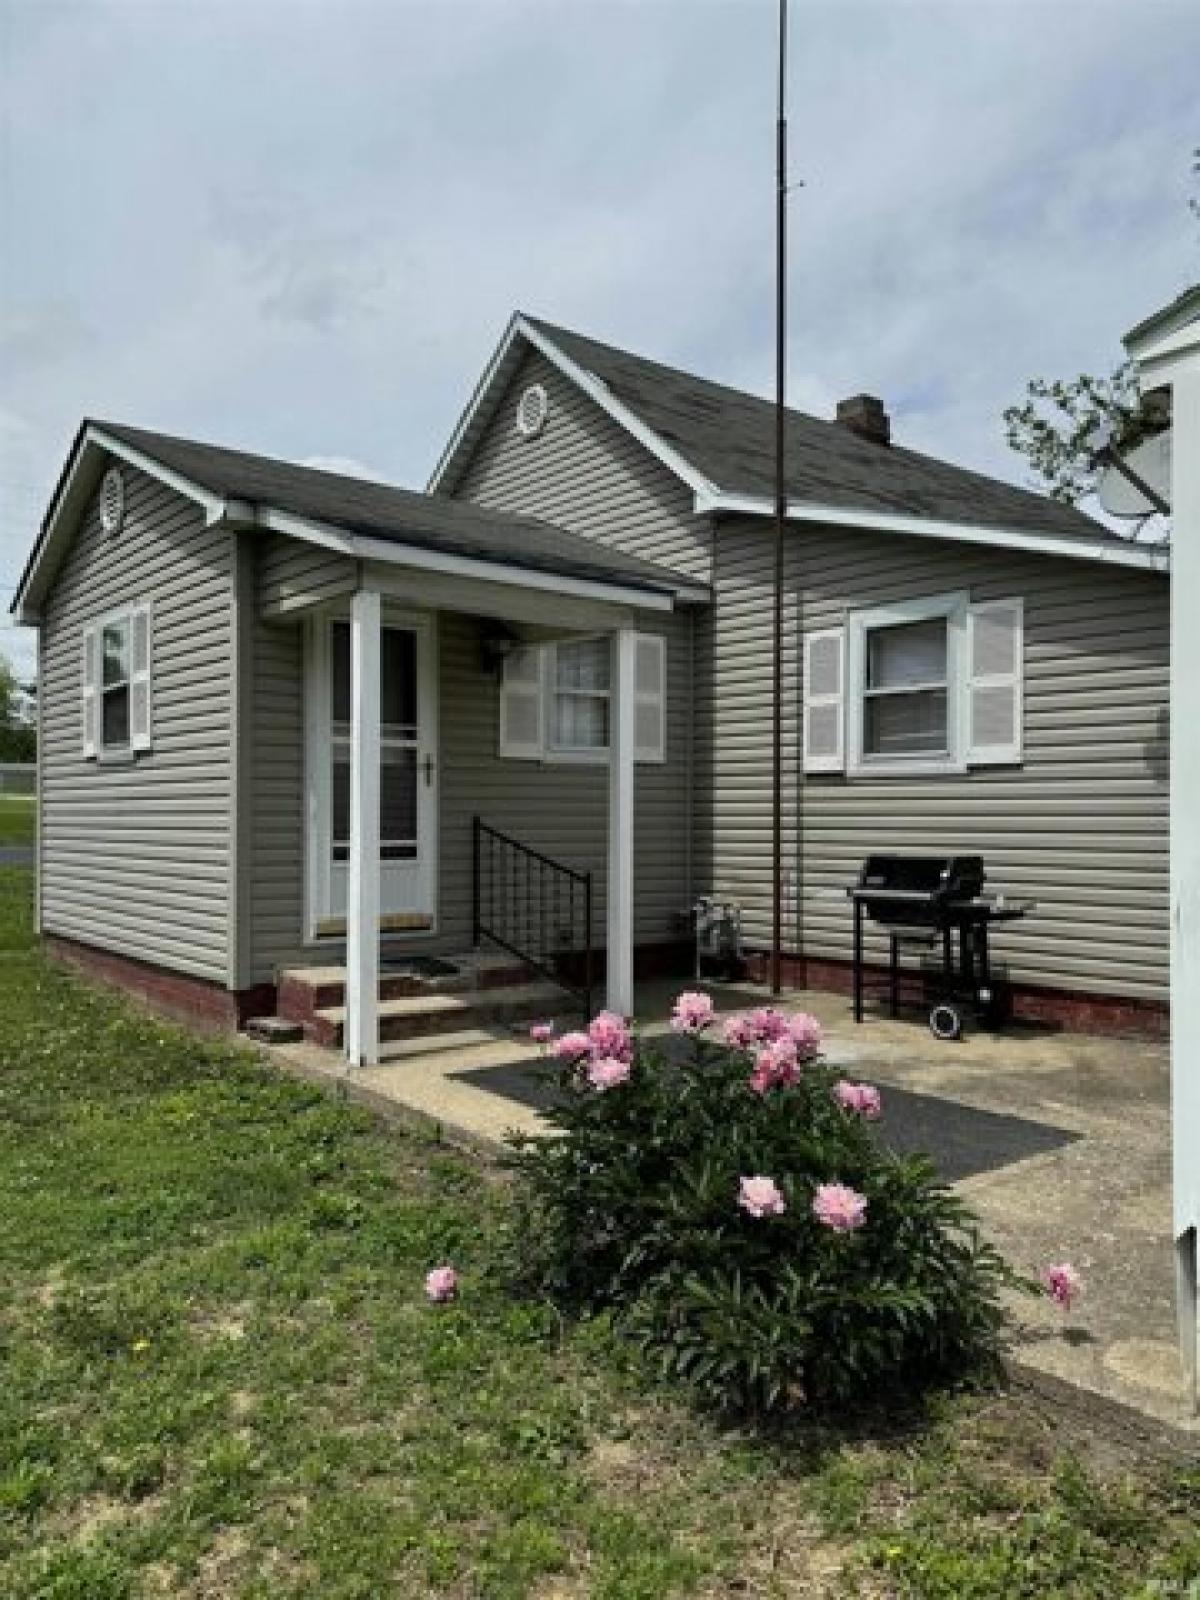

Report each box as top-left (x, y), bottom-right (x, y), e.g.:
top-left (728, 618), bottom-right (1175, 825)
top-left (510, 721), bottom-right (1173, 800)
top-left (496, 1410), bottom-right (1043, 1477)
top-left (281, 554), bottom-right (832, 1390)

top-left (671, 990), bottom-right (715, 1033)
top-left (749, 1060), bottom-right (775, 1095)
top-left (552, 1030), bottom-right (591, 1062)
top-left (425, 1264), bottom-right (458, 1303)
top-left (787, 1012), bottom-right (824, 1059)
top-left (812, 1182), bottom-right (868, 1233)
top-left (738, 1175), bottom-right (786, 1218)
top-left (588, 1010), bottom-right (633, 1062)
top-left (587, 1055), bottom-right (632, 1091)
top-left (722, 1013), bottom-right (758, 1051)
top-left (749, 1038), bottom-right (800, 1094)
top-left (1041, 1261), bottom-right (1083, 1311)
top-left (833, 1080), bottom-right (882, 1119)
top-left (747, 1006), bottom-right (791, 1044)
top-left (530, 1021), bottom-right (555, 1046)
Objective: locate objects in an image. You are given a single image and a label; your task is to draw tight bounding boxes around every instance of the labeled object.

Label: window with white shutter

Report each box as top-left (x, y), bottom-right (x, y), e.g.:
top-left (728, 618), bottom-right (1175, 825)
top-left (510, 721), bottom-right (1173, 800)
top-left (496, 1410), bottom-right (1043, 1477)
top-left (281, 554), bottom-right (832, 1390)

top-left (803, 628), bottom-right (845, 773)
top-left (498, 646), bottom-right (544, 759)
top-left (83, 605), bottom-right (154, 760)
top-left (81, 625), bottom-right (100, 759)
top-left (633, 632), bottom-right (666, 763)
top-left (498, 632), bottom-right (668, 764)
top-left (966, 598), bottom-right (1023, 765)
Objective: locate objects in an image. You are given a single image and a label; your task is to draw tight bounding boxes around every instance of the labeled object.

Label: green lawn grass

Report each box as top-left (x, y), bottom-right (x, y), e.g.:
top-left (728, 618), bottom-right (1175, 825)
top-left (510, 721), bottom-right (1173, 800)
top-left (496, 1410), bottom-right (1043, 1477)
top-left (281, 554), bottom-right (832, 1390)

top-left (0, 863), bottom-right (1196, 1598)
top-left (0, 793), bottom-right (34, 846)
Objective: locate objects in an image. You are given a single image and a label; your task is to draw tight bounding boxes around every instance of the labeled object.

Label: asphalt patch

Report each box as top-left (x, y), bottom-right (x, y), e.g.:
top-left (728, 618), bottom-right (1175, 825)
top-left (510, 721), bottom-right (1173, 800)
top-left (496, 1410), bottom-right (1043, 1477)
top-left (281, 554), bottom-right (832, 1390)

top-left (452, 1057), bottom-right (1078, 1183)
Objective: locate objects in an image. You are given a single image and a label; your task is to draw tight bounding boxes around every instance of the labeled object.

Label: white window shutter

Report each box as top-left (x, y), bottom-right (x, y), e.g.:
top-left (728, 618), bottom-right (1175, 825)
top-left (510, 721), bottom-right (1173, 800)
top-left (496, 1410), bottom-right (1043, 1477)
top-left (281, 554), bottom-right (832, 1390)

top-left (633, 632), bottom-right (666, 763)
top-left (81, 624), bottom-right (99, 760)
top-left (966, 599), bottom-right (1023, 765)
top-left (130, 603), bottom-right (154, 753)
top-left (803, 627), bottom-right (845, 773)
top-left (498, 645), bottom-right (544, 759)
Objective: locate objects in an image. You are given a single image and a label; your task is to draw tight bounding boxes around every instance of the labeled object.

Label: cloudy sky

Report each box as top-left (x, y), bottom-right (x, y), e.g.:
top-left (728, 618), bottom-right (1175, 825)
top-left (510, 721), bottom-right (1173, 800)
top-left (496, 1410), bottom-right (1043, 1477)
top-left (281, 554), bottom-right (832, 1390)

top-left (2, 0), bottom-right (1197, 677)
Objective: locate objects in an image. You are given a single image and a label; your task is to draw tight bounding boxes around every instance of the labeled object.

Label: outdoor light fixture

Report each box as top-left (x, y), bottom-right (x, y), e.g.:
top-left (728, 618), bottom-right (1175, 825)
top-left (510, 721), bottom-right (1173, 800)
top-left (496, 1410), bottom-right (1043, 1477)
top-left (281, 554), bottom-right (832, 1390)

top-left (480, 621), bottom-right (520, 678)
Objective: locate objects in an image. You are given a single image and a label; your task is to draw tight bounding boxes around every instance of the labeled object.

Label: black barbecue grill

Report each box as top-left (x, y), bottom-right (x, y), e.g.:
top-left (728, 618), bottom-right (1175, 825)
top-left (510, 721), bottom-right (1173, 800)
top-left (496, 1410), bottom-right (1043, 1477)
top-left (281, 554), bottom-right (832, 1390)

top-left (846, 854), bottom-right (1034, 1039)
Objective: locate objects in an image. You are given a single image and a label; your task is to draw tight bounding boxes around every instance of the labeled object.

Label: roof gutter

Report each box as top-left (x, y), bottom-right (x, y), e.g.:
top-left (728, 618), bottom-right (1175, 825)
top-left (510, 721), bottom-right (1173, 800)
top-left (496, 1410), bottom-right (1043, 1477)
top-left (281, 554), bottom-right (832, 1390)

top-left (693, 489), bottom-right (1171, 574)
top-left (253, 507), bottom-right (708, 611)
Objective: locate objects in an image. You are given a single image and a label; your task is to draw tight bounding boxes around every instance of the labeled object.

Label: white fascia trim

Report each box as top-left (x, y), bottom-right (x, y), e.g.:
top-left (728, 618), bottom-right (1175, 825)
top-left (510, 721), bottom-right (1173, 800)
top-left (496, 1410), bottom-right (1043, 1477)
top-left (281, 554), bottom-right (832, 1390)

top-left (1133, 333), bottom-right (1200, 389)
top-left (514, 318), bottom-right (719, 501)
top-left (14, 426), bottom-right (229, 622)
top-left (86, 426), bottom-right (227, 522)
top-left (696, 489), bottom-right (1171, 574)
top-left (426, 314), bottom-right (720, 504)
top-left (255, 507), bottom-right (692, 612)
top-left (427, 313), bottom-right (523, 492)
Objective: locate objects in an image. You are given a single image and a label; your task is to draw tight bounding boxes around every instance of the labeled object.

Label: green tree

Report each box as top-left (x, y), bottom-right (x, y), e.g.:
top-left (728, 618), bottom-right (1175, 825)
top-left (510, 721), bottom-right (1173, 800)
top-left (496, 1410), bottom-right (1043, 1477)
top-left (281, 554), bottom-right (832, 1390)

top-left (1002, 364), bottom-right (1148, 506)
top-left (1004, 147), bottom-right (1197, 509)
top-left (0, 653), bottom-right (36, 764)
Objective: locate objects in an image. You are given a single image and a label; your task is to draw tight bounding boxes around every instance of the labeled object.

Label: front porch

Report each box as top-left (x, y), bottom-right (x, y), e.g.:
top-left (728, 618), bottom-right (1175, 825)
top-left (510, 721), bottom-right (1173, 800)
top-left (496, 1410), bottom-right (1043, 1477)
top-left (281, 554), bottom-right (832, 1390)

top-left (256, 513), bottom-right (705, 1068)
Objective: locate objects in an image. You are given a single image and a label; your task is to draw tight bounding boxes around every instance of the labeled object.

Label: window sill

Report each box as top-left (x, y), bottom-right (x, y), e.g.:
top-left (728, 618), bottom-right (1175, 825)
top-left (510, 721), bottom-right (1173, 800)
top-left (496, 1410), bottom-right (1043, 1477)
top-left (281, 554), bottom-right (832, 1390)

top-left (846, 756), bottom-right (967, 779)
top-left (96, 748), bottom-right (144, 768)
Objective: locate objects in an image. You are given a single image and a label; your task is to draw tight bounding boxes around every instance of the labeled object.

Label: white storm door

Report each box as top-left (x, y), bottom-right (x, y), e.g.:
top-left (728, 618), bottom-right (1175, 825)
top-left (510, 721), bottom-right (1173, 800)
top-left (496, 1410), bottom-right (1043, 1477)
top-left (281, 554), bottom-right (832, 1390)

top-left (313, 614), bottom-right (437, 932)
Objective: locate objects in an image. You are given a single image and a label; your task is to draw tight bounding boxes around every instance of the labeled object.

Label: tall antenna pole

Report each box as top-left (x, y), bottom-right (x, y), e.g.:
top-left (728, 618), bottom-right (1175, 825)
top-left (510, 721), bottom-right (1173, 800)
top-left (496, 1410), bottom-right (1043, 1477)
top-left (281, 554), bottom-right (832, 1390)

top-left (771, 0), bottom-right (787, 996)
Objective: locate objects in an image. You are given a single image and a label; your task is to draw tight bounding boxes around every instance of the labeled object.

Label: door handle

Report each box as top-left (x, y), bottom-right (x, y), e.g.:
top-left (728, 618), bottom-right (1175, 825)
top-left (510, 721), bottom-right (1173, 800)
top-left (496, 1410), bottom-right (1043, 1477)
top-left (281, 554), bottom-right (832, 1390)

top-left (422, 754), bottom-right (435, 787)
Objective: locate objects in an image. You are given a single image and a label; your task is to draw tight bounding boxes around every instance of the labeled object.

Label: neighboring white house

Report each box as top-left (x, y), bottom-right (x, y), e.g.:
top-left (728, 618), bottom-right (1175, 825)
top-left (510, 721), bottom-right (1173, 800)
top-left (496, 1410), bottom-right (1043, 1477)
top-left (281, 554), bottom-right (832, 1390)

top-left (1124, 283), bottom-right (1200, 1411)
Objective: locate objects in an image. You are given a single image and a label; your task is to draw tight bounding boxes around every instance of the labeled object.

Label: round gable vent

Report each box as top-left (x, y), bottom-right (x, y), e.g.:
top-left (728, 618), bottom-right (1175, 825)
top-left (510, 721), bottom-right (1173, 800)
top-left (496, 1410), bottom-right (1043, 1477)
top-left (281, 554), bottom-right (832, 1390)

top-left (100, 467), bottom-right (126, 536)
top-left (515, 383), bottom-right (549, 440)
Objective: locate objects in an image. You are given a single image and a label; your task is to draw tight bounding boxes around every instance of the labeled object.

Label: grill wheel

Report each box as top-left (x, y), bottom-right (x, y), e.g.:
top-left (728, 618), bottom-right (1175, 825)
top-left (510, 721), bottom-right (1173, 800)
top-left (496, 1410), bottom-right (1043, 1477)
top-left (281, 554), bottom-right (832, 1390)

top-left (928, 1003), bottom-right (963, 1042)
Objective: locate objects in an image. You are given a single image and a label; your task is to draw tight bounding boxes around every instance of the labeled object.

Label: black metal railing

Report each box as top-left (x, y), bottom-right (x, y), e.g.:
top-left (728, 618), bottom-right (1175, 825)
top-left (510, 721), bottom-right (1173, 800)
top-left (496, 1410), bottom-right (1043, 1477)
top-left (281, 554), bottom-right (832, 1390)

top-left (472, 816), bottom-right (594, 1018)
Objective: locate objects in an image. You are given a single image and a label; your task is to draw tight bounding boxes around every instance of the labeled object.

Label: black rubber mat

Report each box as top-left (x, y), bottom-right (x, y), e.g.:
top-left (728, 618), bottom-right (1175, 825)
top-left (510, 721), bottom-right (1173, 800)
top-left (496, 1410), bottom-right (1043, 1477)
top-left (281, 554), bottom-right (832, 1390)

top-left (452, 1058), bottom-right (1078, 1182)
top-left (378, 954), bottom-right (460, 978)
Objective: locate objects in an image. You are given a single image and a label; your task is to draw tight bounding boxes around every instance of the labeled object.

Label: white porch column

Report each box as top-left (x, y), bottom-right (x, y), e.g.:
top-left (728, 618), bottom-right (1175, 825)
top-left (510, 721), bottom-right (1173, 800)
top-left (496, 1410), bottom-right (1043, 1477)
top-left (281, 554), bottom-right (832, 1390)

top-left (607, 625), bottom-right (636, 1016)
top-left (345, 587), bottom-right (381, 1068)
top-left (1171, 362), bottom-right (1200, 1407)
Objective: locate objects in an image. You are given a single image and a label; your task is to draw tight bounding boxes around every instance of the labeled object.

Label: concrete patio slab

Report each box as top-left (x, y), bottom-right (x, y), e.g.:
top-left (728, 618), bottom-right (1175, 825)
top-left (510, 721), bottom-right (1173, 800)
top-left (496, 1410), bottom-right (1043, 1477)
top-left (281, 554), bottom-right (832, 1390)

top-left (263, 977), bottom-right (1195, 1436)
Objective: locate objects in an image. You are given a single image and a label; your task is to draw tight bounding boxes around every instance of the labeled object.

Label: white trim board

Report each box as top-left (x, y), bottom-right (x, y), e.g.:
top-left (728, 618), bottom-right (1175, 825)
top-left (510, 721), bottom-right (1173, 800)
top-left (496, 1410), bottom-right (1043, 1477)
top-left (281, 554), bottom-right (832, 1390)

top-left (252, 507), bottom-right (699, 611)
top-left (696, 490), bottom-right (1171, 574)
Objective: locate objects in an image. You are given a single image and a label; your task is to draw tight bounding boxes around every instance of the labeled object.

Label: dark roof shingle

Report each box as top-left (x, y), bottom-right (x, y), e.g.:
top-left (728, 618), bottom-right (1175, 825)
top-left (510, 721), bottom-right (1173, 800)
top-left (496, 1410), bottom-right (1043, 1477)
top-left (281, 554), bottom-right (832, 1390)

top-left (95, 421), bottom-right (698, 595)
top-left (523, 316), bottom-right (1115, 545)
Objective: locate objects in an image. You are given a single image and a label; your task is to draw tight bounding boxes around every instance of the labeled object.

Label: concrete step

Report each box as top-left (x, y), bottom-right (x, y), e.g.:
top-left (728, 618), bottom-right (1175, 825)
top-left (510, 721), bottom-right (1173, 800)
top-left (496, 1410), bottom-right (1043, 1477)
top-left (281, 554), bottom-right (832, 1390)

top-left (310, 980), bottom-right (563, 1049)
top-left (276, 952), bottom-right (543, 1032)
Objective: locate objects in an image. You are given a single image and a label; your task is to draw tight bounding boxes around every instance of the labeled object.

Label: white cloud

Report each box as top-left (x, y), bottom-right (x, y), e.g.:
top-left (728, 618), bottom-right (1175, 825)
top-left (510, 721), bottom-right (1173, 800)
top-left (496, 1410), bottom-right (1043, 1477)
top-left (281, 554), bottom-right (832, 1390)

top-left (1, 0), bottom-right (1196, 687)
top-left (300, 455), bottom-right (392, 483)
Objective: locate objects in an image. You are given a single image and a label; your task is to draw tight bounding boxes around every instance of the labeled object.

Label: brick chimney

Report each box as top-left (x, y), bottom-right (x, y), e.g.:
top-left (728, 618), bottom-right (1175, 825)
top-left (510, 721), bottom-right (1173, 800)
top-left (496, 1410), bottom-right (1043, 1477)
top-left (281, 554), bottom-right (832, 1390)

top-left (836, 394), bottom-right (890, 446)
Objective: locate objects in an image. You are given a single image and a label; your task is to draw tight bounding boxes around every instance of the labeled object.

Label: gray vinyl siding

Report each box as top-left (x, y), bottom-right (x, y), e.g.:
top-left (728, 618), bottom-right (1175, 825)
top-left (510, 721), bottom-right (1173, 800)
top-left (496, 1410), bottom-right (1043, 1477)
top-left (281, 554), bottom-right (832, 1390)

top-left (258, 531), bottom-right (356, 616)
top-left (697, 517), bottom-right (1170, 1002)
top-left (245, 581), bottom-right (691, 982)
top-left (39, 465), bottom-right (234, 982)
top-left (452, 348), bottom-right (712, 584)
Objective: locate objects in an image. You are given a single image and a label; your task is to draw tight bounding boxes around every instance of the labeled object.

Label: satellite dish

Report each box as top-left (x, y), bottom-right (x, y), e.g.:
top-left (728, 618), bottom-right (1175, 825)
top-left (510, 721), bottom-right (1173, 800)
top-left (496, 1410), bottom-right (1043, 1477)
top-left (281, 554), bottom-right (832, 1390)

top-left (1097, 429), bottom-right (1172, 518)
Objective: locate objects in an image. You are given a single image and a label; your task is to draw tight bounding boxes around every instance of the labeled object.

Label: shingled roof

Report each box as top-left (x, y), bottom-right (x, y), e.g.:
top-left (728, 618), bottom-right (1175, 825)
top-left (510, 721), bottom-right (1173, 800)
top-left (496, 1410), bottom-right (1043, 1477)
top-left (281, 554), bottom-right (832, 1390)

top-left (519, 317), bottom-right (1113, 543)
top-left (14, 420), bottom-right (705, 621)
top-left (432, 313), bottom-right (1151, 561)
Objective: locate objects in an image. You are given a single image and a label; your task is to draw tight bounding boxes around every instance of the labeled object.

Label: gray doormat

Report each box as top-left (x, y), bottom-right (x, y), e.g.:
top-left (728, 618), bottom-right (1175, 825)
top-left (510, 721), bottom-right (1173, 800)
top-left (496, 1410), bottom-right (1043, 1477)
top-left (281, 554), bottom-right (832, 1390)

top-left (450, 1059), bottom-right (1078, 1183)
top-left (379, 954), bottom-right (460, 979)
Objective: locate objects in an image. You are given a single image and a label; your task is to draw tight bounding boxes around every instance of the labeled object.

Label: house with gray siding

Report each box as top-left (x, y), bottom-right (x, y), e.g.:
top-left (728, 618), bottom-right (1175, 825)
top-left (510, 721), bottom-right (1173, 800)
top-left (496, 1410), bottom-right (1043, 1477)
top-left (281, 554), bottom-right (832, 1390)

top-left (12, 312), bottom-right (1170, 1060)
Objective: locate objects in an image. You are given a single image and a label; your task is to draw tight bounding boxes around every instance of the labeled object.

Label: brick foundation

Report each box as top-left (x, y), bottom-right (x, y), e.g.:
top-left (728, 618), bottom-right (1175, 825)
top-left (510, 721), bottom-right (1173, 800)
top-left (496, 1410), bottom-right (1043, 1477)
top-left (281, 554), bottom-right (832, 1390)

top-left (741, 950), bottom-right (1169, 1041)
top-left (41, 935), bottom-right (698, 1037)
top-left (44, 936), bottom-right (274, 1034)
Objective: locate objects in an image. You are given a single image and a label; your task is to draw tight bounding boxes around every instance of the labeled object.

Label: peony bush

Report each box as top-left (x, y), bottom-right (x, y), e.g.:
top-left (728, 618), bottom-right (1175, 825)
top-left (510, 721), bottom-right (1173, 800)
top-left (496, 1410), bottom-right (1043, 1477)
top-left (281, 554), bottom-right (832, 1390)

top-left (506, 995), bottom-right (1023, 1415)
